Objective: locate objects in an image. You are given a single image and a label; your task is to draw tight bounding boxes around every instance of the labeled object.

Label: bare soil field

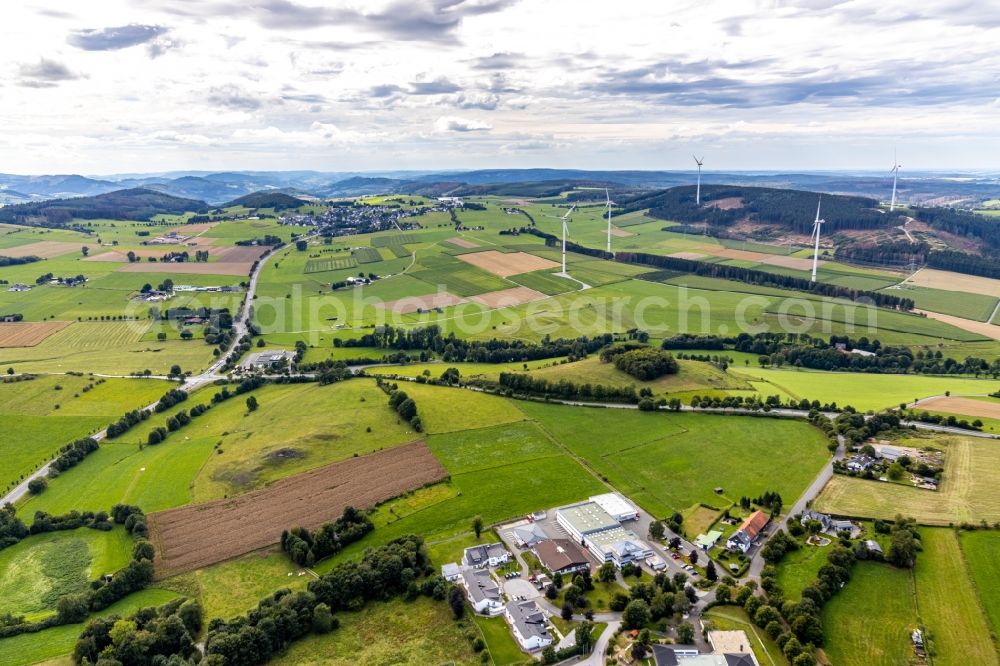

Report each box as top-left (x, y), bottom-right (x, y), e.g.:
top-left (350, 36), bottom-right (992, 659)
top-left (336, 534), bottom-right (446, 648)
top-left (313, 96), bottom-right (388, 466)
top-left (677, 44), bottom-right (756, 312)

top-left (377, 292), bottom-right (467, 314)
top-left (905, 268), bottom-right (1000, 297)
top-left (2, 241), bottom-right (83, 258)
top-left (117, 262), bottom-right (252, 276)
top-left (456, 250), bottom-right (559, 277)
top-left (173, 222), bottom-right (217, 235)
top-left (470, 286), bottom-right (548, 308)
top-left (915, 310), bottom-right (1000, 341)
top-left (609, 227), bottom-right (634, 238)
top-left (714, 247), bottom-right (821, 271)
top-left (918, 396), bottom-right (1000, 419)
top-left (212, 246), bottom-right (268, 263)
top-left (0, 320), bottom-right (71, 347)
top-left (668, 251), bottom-right (708, 260)
top-left (148, 441), bottom-right (447, 576)
top-left (446, 237), bottom-right (480, 249)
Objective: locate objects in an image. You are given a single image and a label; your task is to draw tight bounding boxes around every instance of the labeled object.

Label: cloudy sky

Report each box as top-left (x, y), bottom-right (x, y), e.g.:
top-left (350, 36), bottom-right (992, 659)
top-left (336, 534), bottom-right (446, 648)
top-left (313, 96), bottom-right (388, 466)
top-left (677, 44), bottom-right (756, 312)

top-left (4, 0), bottom-right (1000, 174)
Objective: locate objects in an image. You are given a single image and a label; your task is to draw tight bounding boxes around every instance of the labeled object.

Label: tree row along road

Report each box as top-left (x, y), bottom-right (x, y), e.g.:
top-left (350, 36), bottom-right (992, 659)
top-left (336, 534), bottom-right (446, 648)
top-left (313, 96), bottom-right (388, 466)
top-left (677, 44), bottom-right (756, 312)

top-left (0, 242), bottom-right (286, 507)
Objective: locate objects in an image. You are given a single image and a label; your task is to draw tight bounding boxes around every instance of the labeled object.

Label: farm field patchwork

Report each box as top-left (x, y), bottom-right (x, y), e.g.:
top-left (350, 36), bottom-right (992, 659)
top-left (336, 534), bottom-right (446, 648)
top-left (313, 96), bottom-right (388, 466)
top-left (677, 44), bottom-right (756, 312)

top-left (814, 435), bottom-right (1000, 524)
top-left (455, 249), bottom-right (559, 277)
top-left (148, 441), bottom-right (448, 576)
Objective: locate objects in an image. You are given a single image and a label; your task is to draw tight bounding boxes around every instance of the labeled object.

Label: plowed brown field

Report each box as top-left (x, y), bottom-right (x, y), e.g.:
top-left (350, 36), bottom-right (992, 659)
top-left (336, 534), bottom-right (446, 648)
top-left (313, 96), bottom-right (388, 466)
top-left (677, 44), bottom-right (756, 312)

top-left (148, 441), bottom-right (447, 576)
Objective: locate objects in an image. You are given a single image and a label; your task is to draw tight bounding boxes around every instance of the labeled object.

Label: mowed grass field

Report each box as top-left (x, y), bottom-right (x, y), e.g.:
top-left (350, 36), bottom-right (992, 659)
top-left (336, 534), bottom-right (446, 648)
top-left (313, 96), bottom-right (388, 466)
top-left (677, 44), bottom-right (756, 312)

top-left (814, 435), bottom-right (1000, 525)
top-left (0, 375), bottom-right (171, 493)
top-left (732, 365), bottom-right (1000, 411)
top-left (913, 529), bottom-right (998, 666)
top-left (18, 380), bottom-right (418, 515)
top-left (518, 402), bottom-right (831, 520)
top-left (891, 285), bottom-right (999, 322)
top-left (0, 527), bottom-right (133, 619)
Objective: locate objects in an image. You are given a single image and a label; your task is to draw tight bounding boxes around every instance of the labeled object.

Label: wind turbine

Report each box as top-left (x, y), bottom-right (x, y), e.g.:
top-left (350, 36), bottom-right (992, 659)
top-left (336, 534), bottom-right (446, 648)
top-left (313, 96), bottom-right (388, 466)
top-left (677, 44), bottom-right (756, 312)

top-left (889, 150), bottom-right (902, 212)
top-left (604, 188), bottom-right (616, 255)
top-left (693, 155), bottom-right (704, 205)
top-left (558, 205), bottom-right (576, 274)
top-left (811, 196), bottom-right (825, 283)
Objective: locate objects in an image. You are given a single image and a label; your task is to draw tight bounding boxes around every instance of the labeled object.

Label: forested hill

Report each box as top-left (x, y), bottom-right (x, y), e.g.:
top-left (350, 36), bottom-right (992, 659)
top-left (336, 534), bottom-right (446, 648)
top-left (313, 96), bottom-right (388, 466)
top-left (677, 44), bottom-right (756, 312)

top-left (623, 185), bottom-right (905, 234)
top-left (0, 188), bottom-right (208, 226)
top-left (221, 191), bottom-right (306, 210)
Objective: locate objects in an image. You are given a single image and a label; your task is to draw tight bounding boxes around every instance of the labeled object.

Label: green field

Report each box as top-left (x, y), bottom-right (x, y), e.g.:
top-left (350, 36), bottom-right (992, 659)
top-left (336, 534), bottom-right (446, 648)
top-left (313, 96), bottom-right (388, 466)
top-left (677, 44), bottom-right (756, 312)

top-left (0, 375), bottom-right (171, 493)
top-left (913, 529), bottom-right (998, 666)
top-left (959, 530), bottom-right (1000, 638)
top-left (0, 587), bottom-right (180, 666)
top-left (0, 528), bottom-right (132, 619)
top-left (704, 607), bottom-right (789, 666)
top-left (351, 247), bottom-right (383, 264)
top-left (19, 379), bottom-right (418, 513)
top-left (472, 613), bottom-right (528, 666)
top-left (518, 402), bottom-right (831, 519)
top-left (304, 256), bottom-right (357, 273)
top-left (815, 435), bottom-right (1000, 525)
top-left (774, 540), bottom-right (829, 601)
top-left (272, 596), bottom-right (481, 666)
top-left (195, 549), bottom-right (308, 620)
top-left (732, 365), bottom-right (1000, 411)
top-left (821, 563), bottom-right (917, 666)
top-left (891, 285), bottom-right (999, 322)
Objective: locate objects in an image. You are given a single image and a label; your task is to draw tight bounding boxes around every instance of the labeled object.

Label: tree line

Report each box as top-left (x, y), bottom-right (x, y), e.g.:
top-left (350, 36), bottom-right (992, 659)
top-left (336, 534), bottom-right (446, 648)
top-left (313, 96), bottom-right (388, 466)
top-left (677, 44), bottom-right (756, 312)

top-left (280, 506), bottom-right (374, 567)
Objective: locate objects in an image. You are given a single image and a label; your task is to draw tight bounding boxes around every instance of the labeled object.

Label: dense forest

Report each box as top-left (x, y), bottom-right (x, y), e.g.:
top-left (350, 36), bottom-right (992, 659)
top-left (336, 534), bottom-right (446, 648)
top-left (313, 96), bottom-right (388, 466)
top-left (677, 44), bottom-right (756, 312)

top-left (0, 188), bottom-right (208, 226)
top-left (620, 185), bottom-right (902, 234)
top-left (221, 191), bottom-right (306, 210)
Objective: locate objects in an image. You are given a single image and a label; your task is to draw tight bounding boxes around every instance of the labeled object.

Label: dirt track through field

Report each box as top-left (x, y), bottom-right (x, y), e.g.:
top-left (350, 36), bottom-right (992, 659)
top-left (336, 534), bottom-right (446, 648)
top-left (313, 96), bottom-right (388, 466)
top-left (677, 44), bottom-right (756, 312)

top-left (148, 441), bottom-right (447, 577)
top-left (918, 396), bottom-right (1000, 419)
top-left (0, 321), bottom-right (70, 347)
top-left (456, 250), bottom-right (559, 277)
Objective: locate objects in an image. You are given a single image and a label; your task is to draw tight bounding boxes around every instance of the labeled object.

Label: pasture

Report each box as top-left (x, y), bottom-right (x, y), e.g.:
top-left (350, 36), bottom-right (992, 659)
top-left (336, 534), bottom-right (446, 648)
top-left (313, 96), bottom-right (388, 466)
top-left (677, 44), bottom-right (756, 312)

top-left (913, 529), bottom-right (998, 666)
top-left (0, 527), bottom-right (132, 619)
top-left (891, 285), bottom-right (999, 321)
top-left (517, 402), bottom-right (831, 520)
top-left (814, 435), bottom-right (1000, 524)
top-left (272, 596), bottom-right (480, 666)
top-left (959, 530), bottom-right (1000, 637)
top-left (820, 563), bottom-right (916, 666)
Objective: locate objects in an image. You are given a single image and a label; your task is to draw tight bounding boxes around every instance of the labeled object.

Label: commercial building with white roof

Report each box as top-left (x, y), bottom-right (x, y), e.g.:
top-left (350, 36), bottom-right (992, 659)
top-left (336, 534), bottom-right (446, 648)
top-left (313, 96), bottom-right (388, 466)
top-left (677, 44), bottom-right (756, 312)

top-left (589, 492), bottom-right (640, 522)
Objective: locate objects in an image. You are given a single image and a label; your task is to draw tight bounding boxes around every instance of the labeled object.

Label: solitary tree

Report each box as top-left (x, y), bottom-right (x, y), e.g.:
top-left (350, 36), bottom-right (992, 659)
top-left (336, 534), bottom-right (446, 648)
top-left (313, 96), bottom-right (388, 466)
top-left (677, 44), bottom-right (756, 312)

top-left (447, 585), bottom-right (466, 619)
top-left (597, 560), bottom-right (617, 583)
top-left (472, 515), bottom-right (484, 539)
top-left (648, 520), bottom-right (665, 540)
top-left (246, 395), bottom-right (259, 412)
top-left (677, 621), bottom-right (695, 644)
top-left (81, 246), bottom-right (89, 257)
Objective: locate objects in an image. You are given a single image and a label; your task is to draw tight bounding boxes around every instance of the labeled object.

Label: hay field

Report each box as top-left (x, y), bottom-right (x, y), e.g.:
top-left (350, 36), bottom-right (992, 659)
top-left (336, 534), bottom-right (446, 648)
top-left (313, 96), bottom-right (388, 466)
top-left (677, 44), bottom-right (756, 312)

top-left (903, 268), bottom-right (1000, 297)
top-left (2, 241), bottom-right (82, 258)
top-left (0, 321), bottom-right (70, 347)
top-left (456, 250), bottom-right (559, 277)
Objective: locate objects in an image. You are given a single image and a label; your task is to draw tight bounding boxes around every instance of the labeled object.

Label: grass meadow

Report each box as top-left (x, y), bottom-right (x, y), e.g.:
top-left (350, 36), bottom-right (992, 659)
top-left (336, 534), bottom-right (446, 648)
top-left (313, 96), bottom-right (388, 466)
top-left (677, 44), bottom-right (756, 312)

top-left (959, 530), bottom-right (1000, 638)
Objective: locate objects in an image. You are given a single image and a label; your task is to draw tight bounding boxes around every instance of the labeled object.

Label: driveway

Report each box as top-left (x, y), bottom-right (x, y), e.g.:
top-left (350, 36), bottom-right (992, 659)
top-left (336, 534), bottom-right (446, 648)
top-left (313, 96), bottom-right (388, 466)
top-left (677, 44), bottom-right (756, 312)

top-left (503, 578), bottom-right (540, 601)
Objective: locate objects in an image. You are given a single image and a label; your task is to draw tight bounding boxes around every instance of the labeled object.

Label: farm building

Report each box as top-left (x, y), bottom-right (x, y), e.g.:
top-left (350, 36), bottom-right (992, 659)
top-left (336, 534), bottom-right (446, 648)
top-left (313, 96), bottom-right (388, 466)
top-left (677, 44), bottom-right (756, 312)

top-left (461, 569), bottom-right (503, 615)
top-left (504, 600), bottom-right (552, 652)
top-left (874, 444), bottom-right (906, 461)
top-left (7, 284), bottom-right (30, 292)
top-left (726, 511), bottom-right (769, 553)
top-left (241, 349), bottom-right (295, 371)
top-left (589, 492), bottom-right (640, 522)
top-left (533, 539), bottom-right (591, 576)
top-left (463, 543), bottom-right (510, 568)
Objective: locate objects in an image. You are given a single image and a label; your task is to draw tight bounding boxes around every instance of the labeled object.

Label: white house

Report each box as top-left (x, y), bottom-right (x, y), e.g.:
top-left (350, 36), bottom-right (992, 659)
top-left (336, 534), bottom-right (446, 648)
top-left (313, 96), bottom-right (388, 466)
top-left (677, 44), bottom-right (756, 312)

top-left (463, 543), bottom-right (510, 568)
top-left (462, 569), bottom-right (503, 615)
top-left (504, 600), bottom-right (552, 652)
top-left (441, 562), bottom-right (461, 582)
top-left (727, 511), bottom-right (769, 554)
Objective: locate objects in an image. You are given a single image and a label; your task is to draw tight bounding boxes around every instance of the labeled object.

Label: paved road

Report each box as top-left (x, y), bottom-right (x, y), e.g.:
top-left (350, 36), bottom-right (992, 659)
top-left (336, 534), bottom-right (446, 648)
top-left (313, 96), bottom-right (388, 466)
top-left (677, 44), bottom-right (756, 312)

top-left (0, 241), bottom-right (287, 508)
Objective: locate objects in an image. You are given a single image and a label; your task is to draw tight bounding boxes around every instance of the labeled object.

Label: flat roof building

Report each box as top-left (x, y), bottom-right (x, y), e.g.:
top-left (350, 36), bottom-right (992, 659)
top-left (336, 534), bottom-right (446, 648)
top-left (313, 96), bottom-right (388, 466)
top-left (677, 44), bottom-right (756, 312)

top-left (555, 501), bottom-right (620, 541)
top-left (589, 492), bottom-right (640, 522)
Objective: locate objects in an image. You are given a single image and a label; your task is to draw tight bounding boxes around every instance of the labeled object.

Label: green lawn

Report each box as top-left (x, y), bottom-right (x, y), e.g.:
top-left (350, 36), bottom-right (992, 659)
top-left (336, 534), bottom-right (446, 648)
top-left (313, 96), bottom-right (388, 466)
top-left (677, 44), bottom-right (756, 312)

top-left (0, 588), bottom-right (179, 666)
top-left (518, 403), bottom-right (831, 520)
top-left (913, 529), bottom-right (998, 666)
top-left (473, 613), bottom-right (529, 666)
top-left (821, 563), bottom-right (917, 666)
top-left (704, 607), bottom-right (789, 666)
top-left (195, 548), bottom-right (308, 621)
top-left (774, 540), bottom-right (829, 601)
top-left (959, 530), bottom-right (1000, 638)
top-left (0, 527), bottom-right (133, 619)
top-left (389, 381), bottom-right (529, 434)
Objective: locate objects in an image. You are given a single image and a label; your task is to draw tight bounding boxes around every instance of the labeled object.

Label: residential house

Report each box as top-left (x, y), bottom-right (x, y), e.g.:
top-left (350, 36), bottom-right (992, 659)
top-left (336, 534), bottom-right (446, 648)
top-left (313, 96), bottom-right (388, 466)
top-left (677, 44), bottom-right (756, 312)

top-left (831, 519), bottom-right (856, 536)
top-left (463, 543), bottom-right (510, 568)
top-left (504, 600), bottom-right (552, 652)
top-left (461, 569), bottom-right (503, 615)
top-left (726, 511), bottom-right (769, 553)
top-left (534, 539), bottom-right (591, 576)
top-left (652, 644), bottom-right (757, 666)
top-left (800, 510), bottom-right (832, 532)
top-left (6, 284), bottom-right (29, 292)
top-left (441, 562), bottom-right (461, 582)
top-left (846, 455), bottom-right (876, 472)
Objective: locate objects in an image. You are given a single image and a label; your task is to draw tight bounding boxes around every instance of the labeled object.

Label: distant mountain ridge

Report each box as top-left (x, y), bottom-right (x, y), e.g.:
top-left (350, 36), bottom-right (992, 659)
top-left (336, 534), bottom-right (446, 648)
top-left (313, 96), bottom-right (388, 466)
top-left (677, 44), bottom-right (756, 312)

top-left (0, 188), bottom-right (208, 226)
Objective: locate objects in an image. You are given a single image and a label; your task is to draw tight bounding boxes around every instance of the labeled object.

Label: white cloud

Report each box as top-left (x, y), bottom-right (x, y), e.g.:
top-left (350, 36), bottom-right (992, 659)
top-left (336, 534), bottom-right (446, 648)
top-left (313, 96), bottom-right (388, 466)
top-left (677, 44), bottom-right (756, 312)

top-left (434, 116), bottom-right (492, 132)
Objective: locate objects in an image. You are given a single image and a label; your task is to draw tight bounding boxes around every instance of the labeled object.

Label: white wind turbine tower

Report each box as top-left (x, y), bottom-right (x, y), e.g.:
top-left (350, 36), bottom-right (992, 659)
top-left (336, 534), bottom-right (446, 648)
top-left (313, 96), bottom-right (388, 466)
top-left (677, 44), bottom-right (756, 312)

top-left (604, 188), bottom-right (616, 255)
top-left (889, 150), bottom-right (902, 212)
top-left (559, 205), bottom-right (576, 275)
top-left (693, 155), bottom-right (704, 205)
top-left (811, 196), bottom-right (825, 283)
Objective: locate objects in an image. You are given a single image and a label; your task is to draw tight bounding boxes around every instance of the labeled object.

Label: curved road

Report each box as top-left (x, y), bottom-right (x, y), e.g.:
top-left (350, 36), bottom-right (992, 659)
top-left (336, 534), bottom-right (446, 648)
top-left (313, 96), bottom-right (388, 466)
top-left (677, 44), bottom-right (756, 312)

top-left (0, 242), bottom-right (284, 507)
